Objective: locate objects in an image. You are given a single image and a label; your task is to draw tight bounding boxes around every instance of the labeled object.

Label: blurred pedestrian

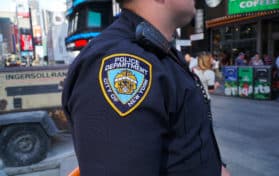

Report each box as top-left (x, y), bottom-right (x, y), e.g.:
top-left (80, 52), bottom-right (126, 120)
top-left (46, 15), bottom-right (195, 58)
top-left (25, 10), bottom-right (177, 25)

top-left (184, 53), bottom-right (197, 71)
top-left (235, 52), bottom-right (246, 66)
top-left (212, 54), bottom-right (223, 81)
top-left (220, 51), bottom-right (231, 67)
top-left (249, 53), bottom-right (263, 66)
top-left (276, 55), bottom-right (279, 78)
top-left (263, 54), bottom-right (272, 65)
top-left (193, 52), bottom-right (220, 99)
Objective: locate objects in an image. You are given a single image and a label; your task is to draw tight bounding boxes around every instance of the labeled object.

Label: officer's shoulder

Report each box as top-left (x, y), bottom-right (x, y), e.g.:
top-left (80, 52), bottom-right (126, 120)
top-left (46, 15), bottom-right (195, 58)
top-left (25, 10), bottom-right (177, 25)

top-left (98, 35), bottom-right (160, 64)
top-left (70, 32), bottom-right (161, 76)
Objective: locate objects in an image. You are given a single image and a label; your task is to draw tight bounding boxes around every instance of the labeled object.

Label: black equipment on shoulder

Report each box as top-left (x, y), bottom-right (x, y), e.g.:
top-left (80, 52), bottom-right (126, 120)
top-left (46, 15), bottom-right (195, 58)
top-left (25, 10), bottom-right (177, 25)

top-left (135, 21), bottom-right (188, 71)
top-left (135, 21), bottom-right (172, 57)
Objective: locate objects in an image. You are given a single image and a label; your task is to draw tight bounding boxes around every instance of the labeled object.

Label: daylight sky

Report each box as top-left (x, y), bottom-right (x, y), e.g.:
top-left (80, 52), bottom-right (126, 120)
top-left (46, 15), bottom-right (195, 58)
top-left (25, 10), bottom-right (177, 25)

top-left (0, 0), bottom-right (66, 12)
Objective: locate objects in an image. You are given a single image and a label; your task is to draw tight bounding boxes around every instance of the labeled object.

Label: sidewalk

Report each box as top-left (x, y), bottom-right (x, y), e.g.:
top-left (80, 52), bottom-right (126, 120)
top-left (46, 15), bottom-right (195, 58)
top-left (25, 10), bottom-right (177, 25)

top-left (3, 151), bottom-right (77, 176)
top-left (3, 154), bottom-right (78, 176)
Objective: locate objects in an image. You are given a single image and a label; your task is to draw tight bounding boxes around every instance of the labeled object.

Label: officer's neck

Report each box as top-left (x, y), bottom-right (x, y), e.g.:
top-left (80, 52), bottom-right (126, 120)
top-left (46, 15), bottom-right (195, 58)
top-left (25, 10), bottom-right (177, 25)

top-left (125, 6), bottom-right (176, 42)
top-left (148, 19), bottom-right (176, 42)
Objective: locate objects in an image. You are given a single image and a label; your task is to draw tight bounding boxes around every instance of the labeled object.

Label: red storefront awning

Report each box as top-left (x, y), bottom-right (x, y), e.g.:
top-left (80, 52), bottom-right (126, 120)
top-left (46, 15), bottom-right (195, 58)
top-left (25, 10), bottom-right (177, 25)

top-left (206, 10), bottom-right (279, 28)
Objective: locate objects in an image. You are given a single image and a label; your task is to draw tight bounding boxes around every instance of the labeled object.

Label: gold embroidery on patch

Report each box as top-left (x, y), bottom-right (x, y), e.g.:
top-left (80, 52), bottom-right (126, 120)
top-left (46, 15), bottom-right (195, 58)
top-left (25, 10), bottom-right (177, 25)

top-left (114, 70), bottom-right (138, 95)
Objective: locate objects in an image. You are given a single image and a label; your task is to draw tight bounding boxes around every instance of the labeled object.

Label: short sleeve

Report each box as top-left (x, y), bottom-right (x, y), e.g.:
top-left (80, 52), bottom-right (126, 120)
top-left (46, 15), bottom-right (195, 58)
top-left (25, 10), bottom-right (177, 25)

top-left (205, 70), bottom-right (215, 87)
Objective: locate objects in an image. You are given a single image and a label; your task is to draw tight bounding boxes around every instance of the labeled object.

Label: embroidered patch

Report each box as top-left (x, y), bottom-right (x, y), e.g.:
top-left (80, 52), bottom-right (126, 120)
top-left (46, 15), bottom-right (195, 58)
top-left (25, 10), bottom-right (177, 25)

top-left (99, 53), bottom-right (152, 117)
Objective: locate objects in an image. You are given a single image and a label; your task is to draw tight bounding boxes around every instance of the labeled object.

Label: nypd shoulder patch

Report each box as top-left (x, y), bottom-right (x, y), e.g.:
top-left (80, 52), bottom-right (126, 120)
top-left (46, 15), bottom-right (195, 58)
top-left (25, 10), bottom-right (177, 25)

top-left (99, 53), bottom-right (152, 117)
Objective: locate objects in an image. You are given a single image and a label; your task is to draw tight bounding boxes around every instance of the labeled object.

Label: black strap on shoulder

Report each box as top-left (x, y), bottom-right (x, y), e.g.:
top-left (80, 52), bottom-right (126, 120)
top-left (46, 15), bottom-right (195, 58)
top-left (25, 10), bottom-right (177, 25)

top-left (135, 21), bottom-right (171, 57)
top-left (135, 21), bottom-right (188, 71)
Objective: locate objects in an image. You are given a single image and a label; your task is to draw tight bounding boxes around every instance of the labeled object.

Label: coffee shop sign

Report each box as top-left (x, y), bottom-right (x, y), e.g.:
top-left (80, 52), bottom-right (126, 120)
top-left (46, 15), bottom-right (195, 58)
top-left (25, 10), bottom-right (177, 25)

top-left (228, 0), bottom-right (279, 15)
top-left (240, 0), bottom-right (278, 8)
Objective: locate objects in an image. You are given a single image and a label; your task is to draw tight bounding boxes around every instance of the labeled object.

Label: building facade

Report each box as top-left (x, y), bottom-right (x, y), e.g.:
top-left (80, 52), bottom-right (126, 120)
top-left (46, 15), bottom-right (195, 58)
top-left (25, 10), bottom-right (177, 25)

top-left (180, 0), bottom-right (279, 64)
top-left (205, 0), bottom-right (279, 63)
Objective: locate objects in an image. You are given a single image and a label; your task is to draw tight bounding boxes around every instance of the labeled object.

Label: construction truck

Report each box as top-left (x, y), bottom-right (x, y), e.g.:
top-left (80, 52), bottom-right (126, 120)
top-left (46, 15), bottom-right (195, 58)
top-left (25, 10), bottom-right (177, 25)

top-left (0, 65), bottom-right (68, 167)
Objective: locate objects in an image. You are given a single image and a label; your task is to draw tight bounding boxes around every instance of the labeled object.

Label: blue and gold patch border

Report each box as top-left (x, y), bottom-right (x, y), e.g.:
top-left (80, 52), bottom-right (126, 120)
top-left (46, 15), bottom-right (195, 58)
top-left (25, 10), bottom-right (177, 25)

top-left (99, 53), bottom-right (152, 117)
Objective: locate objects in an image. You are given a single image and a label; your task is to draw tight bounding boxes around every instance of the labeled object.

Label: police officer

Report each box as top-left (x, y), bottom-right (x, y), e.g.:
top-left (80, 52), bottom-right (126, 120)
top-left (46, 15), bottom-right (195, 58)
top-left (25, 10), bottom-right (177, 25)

top-left (62, 0), bottom-right (231, 175)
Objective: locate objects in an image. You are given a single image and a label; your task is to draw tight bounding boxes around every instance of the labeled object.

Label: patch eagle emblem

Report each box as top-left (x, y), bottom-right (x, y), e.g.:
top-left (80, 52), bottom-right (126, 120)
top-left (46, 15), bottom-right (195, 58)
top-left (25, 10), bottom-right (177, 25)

top-left (99, 53), bottom-right (152, 117)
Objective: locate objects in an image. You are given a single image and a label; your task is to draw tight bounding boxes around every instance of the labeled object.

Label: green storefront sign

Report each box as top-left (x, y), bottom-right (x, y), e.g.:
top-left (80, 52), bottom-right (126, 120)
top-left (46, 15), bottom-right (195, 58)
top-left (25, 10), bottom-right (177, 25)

top-left (228, 0), bottom-right (279, 15)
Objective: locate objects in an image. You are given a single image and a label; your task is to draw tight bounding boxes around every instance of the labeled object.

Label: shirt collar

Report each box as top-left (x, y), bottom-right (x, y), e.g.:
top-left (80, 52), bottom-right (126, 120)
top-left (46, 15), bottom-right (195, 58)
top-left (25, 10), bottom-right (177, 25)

top-left (120, 9), bottom-right (145, 30)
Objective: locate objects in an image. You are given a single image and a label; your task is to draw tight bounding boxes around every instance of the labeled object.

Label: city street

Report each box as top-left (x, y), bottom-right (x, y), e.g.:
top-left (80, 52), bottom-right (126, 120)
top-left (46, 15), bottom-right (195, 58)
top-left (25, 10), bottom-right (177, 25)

top-left (1, 95), bottom-right (279, 176)
top-left (212, 95), bottom-right (279, 176)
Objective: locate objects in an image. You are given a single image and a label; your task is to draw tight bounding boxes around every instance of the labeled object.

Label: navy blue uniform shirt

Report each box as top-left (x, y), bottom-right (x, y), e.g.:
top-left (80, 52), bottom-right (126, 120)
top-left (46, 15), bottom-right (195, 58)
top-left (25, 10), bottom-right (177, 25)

top-left (62, 9), bottom-right (221, 176)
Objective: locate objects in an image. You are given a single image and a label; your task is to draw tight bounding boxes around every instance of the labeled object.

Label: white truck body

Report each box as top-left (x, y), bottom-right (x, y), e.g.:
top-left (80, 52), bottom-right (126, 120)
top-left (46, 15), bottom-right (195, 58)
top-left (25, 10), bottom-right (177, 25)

top-left (0, 65), bottom-right (68, 113)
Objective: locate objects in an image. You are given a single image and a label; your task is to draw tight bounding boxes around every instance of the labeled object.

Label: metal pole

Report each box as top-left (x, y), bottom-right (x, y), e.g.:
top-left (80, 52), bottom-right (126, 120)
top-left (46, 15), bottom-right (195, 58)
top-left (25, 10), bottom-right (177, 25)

top-left (15, 2), bottom-right (21, 61)
top-left (29, 7), bottom-right (36, 60)
top-left (256, 19), bottom-right (262, 56)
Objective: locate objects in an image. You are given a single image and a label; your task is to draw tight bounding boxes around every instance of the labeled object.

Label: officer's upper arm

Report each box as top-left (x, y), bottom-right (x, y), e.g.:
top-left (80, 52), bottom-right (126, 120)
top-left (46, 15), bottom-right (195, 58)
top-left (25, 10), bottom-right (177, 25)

top-left (70, 51), bottom-right (165, 175)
